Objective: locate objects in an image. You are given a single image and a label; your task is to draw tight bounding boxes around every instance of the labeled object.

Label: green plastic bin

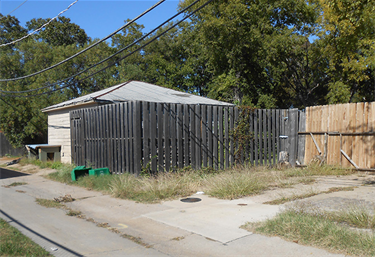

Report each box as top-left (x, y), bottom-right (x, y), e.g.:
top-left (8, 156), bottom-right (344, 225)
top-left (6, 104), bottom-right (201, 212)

top-left (89, 167), bottom-right (110, 176)
top-left (71, 166), bottom-right (91, 181)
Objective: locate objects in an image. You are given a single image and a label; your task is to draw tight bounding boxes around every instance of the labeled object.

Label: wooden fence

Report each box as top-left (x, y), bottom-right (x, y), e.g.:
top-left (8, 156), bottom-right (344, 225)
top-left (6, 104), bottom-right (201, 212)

top-left (304, 102), bottom-right (375, 169)
top-left (70, 101), bottom-right (304, 174)
top-left (0, 132), bottom-right (26, 157)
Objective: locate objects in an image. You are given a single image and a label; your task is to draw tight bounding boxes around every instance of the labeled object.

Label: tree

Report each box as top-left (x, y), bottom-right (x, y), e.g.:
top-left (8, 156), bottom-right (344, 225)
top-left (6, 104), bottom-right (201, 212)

top-left (26, 16), bottom-right (90, 47)
top-left (179, 0), bottom-right (318, 107)
top-left (317, 0), bottom-right (375, 103)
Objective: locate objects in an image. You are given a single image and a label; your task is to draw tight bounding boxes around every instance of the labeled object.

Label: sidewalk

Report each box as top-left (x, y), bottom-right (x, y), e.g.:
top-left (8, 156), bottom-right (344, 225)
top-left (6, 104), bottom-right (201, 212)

top-left (0, 170), bottom-right (346, 257)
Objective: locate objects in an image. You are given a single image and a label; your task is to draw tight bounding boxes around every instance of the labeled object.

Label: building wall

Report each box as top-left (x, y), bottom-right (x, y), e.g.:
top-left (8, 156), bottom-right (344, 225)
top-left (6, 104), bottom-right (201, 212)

top-left (47, 103), bottom-right (97, 163)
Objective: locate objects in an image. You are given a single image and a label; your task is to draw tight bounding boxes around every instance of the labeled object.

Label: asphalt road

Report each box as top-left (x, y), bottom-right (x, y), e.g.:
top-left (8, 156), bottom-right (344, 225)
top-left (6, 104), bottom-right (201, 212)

top-left (0, 167), bottom-right (30, 179)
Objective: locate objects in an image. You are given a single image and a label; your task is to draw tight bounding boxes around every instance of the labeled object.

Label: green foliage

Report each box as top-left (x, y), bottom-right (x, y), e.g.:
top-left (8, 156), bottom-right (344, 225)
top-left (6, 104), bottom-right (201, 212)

top-left (230, 106), bottom-right (256, 162)
top-left (326, 81), bottom-right (351, 104)
top-left (1, 0), bottom-right (374, 147)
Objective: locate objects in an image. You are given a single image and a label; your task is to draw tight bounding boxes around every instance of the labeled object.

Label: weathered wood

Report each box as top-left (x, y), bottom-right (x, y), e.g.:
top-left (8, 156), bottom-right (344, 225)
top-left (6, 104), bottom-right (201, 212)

top-left (267, 109), bottom-right (272, 165)
top-left (184, 104), bottom-right (189, 166)
top-left (272, 109), bottom-right (276, 165)
top-left (229, 107), bottom-right (234, 165)
top-left (219, 106), bottom-right (224, 170)
top-left (171, 104), bottom-right (177, 170)
top-left (143, 102), bottom-right (150, 170)
top-left (297, 111), bottom-right (306, 165)
top-left (120, 103), bottom-right (125, 173)
top-left (254, 110), bottom-right (258, 166)
top-left (213, 106), bottom-right (219, 169)
top-left (249, 110), bottom-right (254, 165)
top-left (224, 107), bottom-right (229, 168)
top-left (150, 102), bottom-right (157, 173)
top-left (276, 109), bottom-right (280, 163)
top-left (201, 105), bottom-right (207, 167)
top-left (190, 105), bottom-right (196, 169)
top-left (258, 109), bottom-right (263, 165)
top-left (177, 104), bottom-right (183, 169)
top-left (164, 104), bottom-right (170, 172)
top-left (207, 106), bottom-right (213, 167)
top-left (157, 103), bottom-right (164, 172)
top-left (289, 109), bottom-right (298, 166)
top-left (134, 101), bottom-right (143, 175)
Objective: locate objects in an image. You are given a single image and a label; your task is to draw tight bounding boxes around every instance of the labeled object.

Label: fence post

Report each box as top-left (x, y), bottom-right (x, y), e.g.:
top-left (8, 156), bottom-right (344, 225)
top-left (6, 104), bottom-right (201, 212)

top-left (297, 110), bottom-right (306, 165)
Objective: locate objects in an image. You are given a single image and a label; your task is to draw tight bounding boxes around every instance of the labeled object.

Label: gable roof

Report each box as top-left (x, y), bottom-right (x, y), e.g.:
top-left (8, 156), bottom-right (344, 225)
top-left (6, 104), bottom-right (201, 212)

top-left (42, 81), bottom-right (234, 112)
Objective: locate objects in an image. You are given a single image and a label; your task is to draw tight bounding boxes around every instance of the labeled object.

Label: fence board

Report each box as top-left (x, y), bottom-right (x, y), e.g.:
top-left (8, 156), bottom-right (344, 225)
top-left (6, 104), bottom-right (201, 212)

top-left (224, 107), bottom-right (229, 168)
top-left (219, 106), bottom-right (224, 170)
top-left (195, 105), bottom-right (202, 169)
top-left (213, 106), bottom-right (218, 169)
top-left (171, 104), bottom-right (177, 170)
top-left (184, 104), bottom-right (189, 167)
top-left (190, 105), bottom-right (196, 169)
top-left (201, 105), bottom-right (207, 168)
top-left (164, 104), bottom-right (171, 172)
top-left (177, 104), bottom-right (184, 169)
top-left (71, 101), bottom-right (302, 174)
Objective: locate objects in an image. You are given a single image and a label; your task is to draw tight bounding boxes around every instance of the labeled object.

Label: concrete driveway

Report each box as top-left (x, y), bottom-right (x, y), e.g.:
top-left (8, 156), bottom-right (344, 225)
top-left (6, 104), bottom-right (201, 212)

top-left (0, 164), bottom-right (361, 256)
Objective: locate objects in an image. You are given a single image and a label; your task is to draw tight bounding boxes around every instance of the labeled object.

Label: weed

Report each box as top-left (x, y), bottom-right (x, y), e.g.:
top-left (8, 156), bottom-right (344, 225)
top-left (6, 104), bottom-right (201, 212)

top-left (66, 210), bottom-right (82, 217)
top-left (242, 204), bottom-right (375, 256)
top-left (96, 222), bottom-right (110, 228)
top-left (264, 187), bottom-right (356, 205)
top-left (121, 233), bottom-right (150, 247)
top-left (3, 182), bottom-right (27, 188)
top-left (35, 198), bottom-right (64, 209)
top-left (204, 169), bottom-right (268, 199)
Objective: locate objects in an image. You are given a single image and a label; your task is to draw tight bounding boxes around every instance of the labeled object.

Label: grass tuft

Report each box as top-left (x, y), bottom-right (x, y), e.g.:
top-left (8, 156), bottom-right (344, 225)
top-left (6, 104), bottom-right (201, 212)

top-left (35, 198), bottom-right (64, 209)
top-left (204, 169), bottom-right (268, 199)
top-left (110, 172), bottom-right (202, 203)
top-left (3, 182), bottom-right (27, 188)
top-left (264, 187), bottom-right (356, 205)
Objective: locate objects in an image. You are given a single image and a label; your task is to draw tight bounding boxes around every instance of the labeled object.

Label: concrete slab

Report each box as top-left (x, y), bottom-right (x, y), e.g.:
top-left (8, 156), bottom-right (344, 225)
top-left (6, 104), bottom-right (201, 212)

top-left (0, 178), bottom-right (168, 257)
top-left (143, 194), bottom-right (280, 243)
top-left (0, 169), bottom-right (356, 257)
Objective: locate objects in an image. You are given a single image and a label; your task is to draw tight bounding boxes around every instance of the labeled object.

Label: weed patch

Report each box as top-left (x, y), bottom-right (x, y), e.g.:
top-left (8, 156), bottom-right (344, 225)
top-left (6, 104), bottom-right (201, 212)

top-left (36, 198), bottom-right (64, 209)
top-left (264, 187), bottom-right (356, 205)
top-left (2, 182), bottom-right (27, 188)
top-left (243, 209), bottom-right (375, 256)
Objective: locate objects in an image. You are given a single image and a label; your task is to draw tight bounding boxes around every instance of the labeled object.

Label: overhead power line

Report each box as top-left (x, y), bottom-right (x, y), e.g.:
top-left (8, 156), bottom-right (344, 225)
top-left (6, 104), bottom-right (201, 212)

top-left (0, 0), bottom-right (79, 47)
top-left (0, 0), bottom-right (214, 98)
top-left (0, 0), bottom-right (28, 19)
top-left (0, 0), bottom-right (165, 82)
top-left (1, 0), bottom-right (202, 95)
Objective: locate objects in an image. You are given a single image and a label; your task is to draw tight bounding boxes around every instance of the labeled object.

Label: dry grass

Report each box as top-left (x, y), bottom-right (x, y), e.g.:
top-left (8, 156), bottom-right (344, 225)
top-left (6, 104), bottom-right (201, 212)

top-left (48, 163), bottom-right (356, 203)
top-left (242, 202), bottom-right (375, 256)
top-left (264, 186), bottom-right (356, 205)
top-left (110, 171), bottom-right (203, 203)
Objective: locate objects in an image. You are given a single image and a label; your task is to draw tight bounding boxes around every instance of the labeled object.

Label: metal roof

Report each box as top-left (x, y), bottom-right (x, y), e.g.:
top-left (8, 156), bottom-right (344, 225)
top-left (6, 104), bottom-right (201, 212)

top-left (42, 81), bottom-right (234, 112)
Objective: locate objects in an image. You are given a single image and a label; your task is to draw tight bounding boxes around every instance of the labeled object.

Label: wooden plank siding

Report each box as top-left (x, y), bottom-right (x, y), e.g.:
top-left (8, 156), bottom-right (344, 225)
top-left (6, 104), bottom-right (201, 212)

top-left (70, 101), bottom-right (302, 174)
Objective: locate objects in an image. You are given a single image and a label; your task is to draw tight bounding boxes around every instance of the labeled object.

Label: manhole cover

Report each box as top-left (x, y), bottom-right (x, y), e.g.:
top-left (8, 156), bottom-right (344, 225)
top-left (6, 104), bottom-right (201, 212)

top-left (180, 197), bottom-right (201, 203)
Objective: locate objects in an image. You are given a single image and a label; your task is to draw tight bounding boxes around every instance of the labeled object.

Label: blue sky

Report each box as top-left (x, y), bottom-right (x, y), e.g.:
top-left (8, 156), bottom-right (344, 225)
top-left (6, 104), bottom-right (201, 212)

top-left (0, 0), bottom-right (181, 41)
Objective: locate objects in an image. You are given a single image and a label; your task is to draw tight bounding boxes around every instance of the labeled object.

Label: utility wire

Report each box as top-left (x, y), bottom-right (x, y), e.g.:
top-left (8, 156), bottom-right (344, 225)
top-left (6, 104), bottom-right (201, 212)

top-left (0, 0), bottom-right (28, 19)
top-left (0, 0), bottom-right (165, 82)
top-left (0, 0), bottom-right (213, 98)
top-left (1, 0), bottom-right (202, 94)
top-left (0, 0), bottom-right (79, 47)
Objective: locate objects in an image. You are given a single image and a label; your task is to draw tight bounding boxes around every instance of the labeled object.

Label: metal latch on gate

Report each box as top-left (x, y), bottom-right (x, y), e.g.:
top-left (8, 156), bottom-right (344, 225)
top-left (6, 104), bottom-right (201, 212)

top-left (279, 135), bottom-right (288, 139)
